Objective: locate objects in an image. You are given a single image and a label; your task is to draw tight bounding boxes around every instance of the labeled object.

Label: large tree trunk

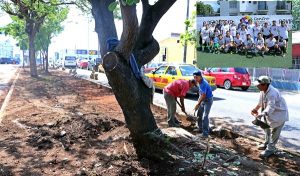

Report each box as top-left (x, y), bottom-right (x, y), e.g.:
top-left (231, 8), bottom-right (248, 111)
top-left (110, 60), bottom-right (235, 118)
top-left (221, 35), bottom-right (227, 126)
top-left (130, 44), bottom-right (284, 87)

top-left (91, 0), bottom-right (177, 140)
top-left (28, 32), bottom-right (38, 77)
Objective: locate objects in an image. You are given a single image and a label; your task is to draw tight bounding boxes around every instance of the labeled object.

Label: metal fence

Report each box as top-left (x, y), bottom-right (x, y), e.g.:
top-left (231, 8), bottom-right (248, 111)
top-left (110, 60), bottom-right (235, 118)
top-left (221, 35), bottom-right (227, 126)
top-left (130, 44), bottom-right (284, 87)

top-left (292, 57), bottom-right (300, 69)
top-left (248, 68), bottom-right (300, 82)
top-left (247, 67), bottom-right (300, 91)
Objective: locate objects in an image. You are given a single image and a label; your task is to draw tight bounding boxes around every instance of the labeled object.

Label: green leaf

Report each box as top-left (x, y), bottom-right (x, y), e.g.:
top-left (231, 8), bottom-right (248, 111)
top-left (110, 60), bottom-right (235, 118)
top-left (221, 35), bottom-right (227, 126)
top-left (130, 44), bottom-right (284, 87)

top-left (108, 1), bottom-right (118, 11)
top-left (126, 0), bottom-right (135, 6)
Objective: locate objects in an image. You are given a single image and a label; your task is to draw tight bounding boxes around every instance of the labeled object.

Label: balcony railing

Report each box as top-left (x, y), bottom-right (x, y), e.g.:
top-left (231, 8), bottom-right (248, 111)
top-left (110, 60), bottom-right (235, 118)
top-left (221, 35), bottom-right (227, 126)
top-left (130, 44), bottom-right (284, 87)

top-left (276, 4), bottom-right (288, 11)
top-left (257, 5), bottom-right (268, 11)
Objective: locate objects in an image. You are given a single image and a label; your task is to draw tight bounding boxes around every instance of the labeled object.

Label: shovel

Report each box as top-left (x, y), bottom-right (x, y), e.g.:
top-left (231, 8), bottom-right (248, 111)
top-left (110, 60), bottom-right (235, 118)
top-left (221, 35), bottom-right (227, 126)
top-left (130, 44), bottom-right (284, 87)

top-left (251, 115), bottom-right (270, 129)
top-left (176, 100), bottom-right (197, 122)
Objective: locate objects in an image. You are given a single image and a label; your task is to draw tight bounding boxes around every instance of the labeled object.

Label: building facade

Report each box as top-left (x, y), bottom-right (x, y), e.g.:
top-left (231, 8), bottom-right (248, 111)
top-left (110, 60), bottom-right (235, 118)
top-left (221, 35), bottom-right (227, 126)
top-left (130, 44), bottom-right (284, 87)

top-left (0, 40), bottom-right (13, 58)
top-left (219, 1), bottom-right (292, 16)
top-left (154, 33), bottom-right (196, 65)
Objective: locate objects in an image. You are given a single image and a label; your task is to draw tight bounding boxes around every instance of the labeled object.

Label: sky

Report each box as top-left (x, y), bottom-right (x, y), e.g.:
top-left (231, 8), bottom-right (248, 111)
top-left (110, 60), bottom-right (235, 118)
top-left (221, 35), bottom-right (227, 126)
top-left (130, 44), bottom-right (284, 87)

top-left (48, 0), bottom-right (195, 57)
top-left (0, 0), bottom-right (196, 58)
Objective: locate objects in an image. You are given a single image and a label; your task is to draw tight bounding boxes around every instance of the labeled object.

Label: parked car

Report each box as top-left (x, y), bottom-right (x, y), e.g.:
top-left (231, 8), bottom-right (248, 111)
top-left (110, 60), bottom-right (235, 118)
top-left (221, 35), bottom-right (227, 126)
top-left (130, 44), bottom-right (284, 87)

top-left (78, 59), bottom-right (89, 69)
top-left (145, 64), bottom-right (217, 94)
top-left (0, 57), bottom-right (11, 64)
top-left (63, 56), bottom-right (77, 68)
top-left (144, 62), bottom-right (166, 73)
top-left (203, 67), bottom-right (251, 91)
top-left (11, 58), bottom-right (20, 64)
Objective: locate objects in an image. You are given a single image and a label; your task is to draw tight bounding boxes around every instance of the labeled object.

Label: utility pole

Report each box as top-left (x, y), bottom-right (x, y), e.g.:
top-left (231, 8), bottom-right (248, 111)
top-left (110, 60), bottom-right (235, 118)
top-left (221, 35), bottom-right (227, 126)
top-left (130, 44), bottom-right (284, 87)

top-left (183, 0), bottom-right (190, 63)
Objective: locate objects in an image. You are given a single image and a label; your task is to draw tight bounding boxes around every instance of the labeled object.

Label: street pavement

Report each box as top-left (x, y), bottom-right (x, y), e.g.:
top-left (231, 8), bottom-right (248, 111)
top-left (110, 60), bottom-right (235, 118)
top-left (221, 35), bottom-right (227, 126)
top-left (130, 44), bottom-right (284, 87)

top-left (73, 68), bottom-right (300, 153)
top-left (0, 65), bottom-right (19, 103)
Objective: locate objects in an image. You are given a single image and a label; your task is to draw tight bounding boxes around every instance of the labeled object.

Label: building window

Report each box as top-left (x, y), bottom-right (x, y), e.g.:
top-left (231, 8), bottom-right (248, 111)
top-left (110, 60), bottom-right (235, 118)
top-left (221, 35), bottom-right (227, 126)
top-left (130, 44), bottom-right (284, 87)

top-left (249, 1), bottom-right (251, 3)
top-left (258, 1), bottom-right (267, 10)
top-left (253, 1), bottom-right (257, 4)
top-left (229, 1), bottom-right (238, 8)
top-left (242, 1), bottom-right (245, 3)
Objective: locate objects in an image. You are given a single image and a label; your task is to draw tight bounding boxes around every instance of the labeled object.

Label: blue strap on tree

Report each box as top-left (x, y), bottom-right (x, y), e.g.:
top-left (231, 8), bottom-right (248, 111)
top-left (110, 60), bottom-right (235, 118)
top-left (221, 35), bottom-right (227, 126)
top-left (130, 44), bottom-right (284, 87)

top-left (106, 37), bottom-right (141, 80)
top-left (106, 38), bottom-right (119, 51)
top-left (129, 54), bottom-right (141, 80)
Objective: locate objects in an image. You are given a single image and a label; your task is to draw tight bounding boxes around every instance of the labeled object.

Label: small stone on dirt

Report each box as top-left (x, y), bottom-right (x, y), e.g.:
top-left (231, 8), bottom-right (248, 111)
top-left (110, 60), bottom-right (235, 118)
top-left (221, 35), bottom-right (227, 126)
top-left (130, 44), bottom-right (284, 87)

top-left (60, 130), bottom-right (66, 137)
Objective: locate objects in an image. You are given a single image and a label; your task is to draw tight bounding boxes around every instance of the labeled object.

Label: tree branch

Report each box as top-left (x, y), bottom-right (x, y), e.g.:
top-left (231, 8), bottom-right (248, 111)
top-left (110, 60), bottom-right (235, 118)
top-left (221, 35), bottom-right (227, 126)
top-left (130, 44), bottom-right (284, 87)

top-left (115, 2), bottom-right (139, 61)
top-left (141, 0), bottom-right (150, 11)
top-left (134, 0), bottom-right (177, 66)
top-left (135, 38), bottom-right (160, 67)
top-left (39, 0), bottom-right (76, 6)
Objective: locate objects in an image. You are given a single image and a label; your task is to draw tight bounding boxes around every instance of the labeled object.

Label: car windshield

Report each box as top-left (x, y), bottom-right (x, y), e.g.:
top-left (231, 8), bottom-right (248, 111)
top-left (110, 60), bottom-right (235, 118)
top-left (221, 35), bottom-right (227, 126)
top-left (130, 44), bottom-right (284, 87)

top-left (179, 65), bottom-right (199, 76)
top-left (234, 67), bottom-right (248, 74)
top-left (65, 56), bottom-right (76, 61)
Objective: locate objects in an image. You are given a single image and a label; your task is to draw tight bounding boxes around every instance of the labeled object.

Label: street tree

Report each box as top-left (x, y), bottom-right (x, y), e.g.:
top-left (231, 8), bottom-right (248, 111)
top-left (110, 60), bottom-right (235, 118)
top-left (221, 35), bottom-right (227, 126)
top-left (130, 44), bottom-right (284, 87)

top-left (35, 7), bottom-right (68, 73)
top-left (0, 16), bottom-right (29, 67)
top-left (84, 0), bottom-right (178, 155)
top-left (292, 0), bottom-right (300, 30)
top-left (0, 0), bottom-right (73, 77)
top-left (196, 1), bottom-right (213, 16)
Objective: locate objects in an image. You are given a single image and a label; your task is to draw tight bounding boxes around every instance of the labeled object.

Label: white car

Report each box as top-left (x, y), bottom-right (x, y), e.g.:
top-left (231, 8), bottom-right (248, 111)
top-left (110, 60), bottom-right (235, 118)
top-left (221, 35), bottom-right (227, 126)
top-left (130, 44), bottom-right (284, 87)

top-left (64, 56), bottom-right (77, 68)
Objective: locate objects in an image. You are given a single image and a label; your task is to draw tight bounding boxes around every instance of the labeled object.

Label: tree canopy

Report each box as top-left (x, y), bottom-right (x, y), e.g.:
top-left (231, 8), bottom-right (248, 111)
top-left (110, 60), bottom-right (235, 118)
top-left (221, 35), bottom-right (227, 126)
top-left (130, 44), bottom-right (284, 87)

top-left (0, 0), bottom-right (72, 76)
top-left (292, 0), bottom-right (300, 30)
top-left (196, 1), bottom-right (214, 16)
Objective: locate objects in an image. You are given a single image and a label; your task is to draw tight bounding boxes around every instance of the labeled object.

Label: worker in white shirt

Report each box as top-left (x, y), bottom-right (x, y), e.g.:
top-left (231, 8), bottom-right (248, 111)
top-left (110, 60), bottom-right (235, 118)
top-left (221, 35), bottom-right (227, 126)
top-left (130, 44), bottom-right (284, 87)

top-left (277, 38), bottom-right (287, 57)
top-left (255, 33), bottom-right (266, 57)
top-left (244, 34), bottom-right (255, 56)
top-left (251, 76), bottom-right (289, 157)
top-left (265, 34), bottom-right (279, 55)
top-left (238, 24), bottom-right (248, 42)
top-left (253, 21), bottom-right (262, 41)
top-left (247, 19), bottom-right (255, 38)
top-left (233, 33), bottom-right (244, 54)
top-left (221, 21), bottom-right (230, 37)
top-left (278, 21), bottom-right (289, 43)
top-left (262, 22), bottom-right (271, 40)
top-left (201, 24), bottom-right (211, 52)
top-left (270, 20), bottom-right (279, 41)
top-left (224, 31), bottom-right (234, 53)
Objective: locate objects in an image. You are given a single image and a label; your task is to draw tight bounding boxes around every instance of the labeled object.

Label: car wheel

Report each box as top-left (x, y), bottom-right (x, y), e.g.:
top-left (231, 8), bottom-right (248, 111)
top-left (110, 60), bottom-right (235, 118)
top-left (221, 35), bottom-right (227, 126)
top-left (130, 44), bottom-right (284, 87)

top-left (224, 80), bottom-right (232, 90)
top-left (241, 86), bottom-right (249, 91)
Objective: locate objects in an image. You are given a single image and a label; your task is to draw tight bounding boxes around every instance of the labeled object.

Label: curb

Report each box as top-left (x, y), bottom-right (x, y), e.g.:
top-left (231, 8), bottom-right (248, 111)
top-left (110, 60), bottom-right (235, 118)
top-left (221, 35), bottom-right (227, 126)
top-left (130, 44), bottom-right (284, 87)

top-left (68, 70), bottom-right (300, 157)
top-left (0, 69), bottom-right (20, 123)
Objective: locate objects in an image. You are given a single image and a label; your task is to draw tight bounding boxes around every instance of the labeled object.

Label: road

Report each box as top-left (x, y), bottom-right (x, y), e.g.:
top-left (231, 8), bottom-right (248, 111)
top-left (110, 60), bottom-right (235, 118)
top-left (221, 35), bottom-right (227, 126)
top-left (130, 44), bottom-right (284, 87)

top-left (0, 65), bottom-right (19, 106)
top-left (74, 68), bottom-right (300, 153)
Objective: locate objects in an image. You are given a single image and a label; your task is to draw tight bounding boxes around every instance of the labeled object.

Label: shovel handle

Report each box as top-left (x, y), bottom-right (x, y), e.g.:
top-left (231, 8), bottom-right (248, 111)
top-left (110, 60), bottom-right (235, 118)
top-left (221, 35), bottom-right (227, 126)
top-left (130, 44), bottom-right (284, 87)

top-left (176, 99), bottom-right (187, 114)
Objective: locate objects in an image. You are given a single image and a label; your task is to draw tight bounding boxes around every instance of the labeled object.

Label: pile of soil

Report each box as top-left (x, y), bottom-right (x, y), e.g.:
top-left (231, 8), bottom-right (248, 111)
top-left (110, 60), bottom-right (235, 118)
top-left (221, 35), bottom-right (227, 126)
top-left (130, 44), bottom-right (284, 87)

top-left (0, 69), bottom-right (299, 175)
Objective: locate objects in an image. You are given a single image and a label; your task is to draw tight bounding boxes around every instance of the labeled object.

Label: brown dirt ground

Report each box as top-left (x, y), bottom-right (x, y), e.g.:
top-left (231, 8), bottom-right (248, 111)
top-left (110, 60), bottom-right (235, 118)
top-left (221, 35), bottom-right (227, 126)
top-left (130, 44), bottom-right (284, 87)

top-left (0, 69), bottom-right (299, 176)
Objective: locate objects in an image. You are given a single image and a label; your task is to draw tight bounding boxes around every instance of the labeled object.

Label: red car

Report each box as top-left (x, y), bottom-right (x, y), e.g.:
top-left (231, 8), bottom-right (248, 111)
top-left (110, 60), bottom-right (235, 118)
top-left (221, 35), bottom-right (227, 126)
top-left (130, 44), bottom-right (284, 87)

top-left (203, 67), bottom-right (251, 91)
top-left (144, 62), bottom-right (166, 73)
top-left (78, 59), bottom-right (89, 69)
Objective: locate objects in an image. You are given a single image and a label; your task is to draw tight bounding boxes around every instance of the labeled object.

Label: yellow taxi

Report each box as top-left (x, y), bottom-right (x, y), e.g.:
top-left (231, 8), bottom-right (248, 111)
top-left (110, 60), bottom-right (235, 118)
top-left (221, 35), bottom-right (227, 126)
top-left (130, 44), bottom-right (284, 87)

top-left (145, 63), bottom-right (217, 93)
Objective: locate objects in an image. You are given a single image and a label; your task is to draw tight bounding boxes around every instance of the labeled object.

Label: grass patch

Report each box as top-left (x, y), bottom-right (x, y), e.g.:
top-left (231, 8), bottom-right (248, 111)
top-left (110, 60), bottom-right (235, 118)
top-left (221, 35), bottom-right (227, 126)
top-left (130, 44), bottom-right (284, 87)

top-left (197, 33), bottom-right (292, 68)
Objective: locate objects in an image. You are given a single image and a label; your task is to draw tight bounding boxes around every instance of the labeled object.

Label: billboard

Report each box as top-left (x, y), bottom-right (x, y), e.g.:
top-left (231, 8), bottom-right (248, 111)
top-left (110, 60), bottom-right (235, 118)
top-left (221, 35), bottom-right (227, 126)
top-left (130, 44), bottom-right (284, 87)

top-left (197, 15), bottom-right (293, 30)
